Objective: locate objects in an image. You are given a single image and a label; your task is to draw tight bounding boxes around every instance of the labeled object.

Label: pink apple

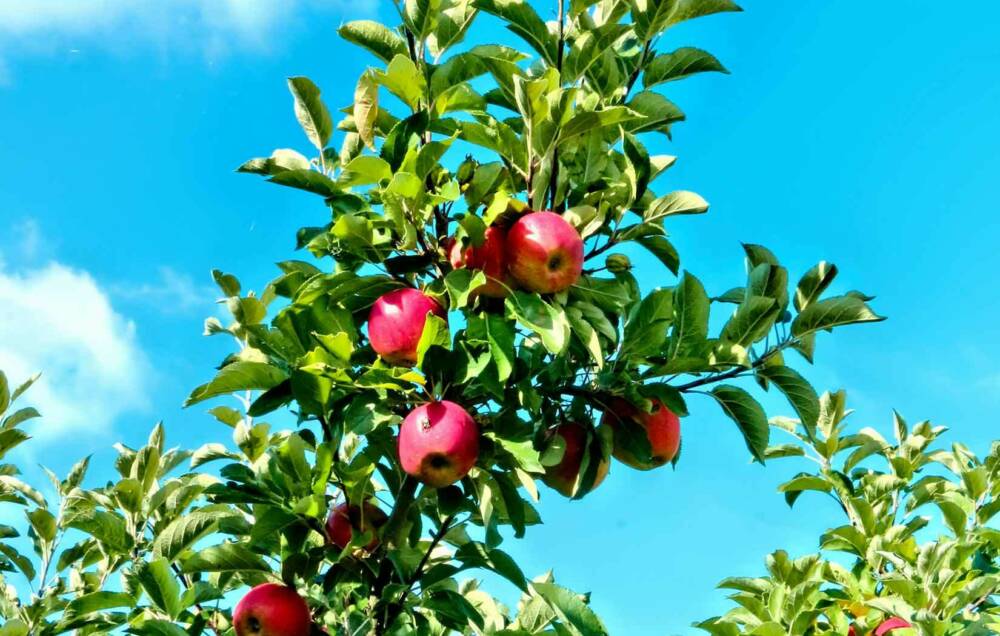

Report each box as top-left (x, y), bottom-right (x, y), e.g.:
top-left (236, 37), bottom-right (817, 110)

top-left (875, 618), bottom-right (912, 635)
top-left (541, 422), bottom-right (610, 498)
top-left (447, 225), bottom-right (512, 298)
top-left (506, 211), bottom-right (584, 294)
top-left (368, 288), bottom-right (446, 366)
top-left (398, 401), bottom-right (479, 488)
top-left (326, 501), bottom-right (388, 551)
top-left (602, 398), bottom-right (681, 470)
top-left (233, 583), bottom-right (311, 636)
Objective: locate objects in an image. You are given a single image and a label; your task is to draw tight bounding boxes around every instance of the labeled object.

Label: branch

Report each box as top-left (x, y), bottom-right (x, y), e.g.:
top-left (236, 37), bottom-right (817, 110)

top-left (383, 513), bottom-right (458, 629)
top-left (674, 340), bottom-right (793, 392)
top-left (371, 476), bottom-right (419, 633)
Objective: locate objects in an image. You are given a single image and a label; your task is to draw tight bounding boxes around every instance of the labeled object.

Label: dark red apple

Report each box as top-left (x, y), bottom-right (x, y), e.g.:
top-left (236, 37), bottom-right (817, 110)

top-left (447, 225), bottom-right (512, 298)
top-left (541, 422), bottom-right (610, 498)
top-left (506, 211), bottom-right (584, 294)
top-left (233, 583), bottom-right (311, 636)
top-left (326, 501), bottom-right (388, 551)
top-left (602, 398), bottom-right (681, 470)
top-left (875, 618), bottom-right (912, 635)
top-left (368, 288), bottom-right (446, 366)
top-left (398, 401), bottom-right (479, 488)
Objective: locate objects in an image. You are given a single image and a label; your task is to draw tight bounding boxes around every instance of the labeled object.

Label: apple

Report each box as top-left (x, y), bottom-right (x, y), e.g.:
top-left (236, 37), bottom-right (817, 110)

top-left (875, 618), bottom-right (912, 635)
top-left (368, 288), bottom-right (446, 366)
top-left (326, 501), bottom-right (388, 551)
top-left (398, 401), bottom-right (479, 488)
top-left (447, 225), bottom-right (512, 298)
top-left (506, 211), bottom-right (584, 294)
top-left (233, 583), bottom-right (311, 636)
top-left (601, 398), bottom-right (681, 470)
top-left (541, 422), bottom-right (610, 498)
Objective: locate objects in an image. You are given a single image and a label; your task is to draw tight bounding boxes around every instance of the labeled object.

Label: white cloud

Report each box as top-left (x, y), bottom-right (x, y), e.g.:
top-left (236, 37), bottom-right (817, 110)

top-left (110, 266), bottom-right (215, 315)
top-left (0, 262), bottom-right (151, 439)
top-left (0, 0), bottom-right (378, 81)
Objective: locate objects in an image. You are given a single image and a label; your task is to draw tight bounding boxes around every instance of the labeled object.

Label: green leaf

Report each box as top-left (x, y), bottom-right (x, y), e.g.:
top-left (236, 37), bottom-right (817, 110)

top-left (65, 591), bottom-right (135, 615)
top-left (237, 149), bottom-right (311, 175)
top-left (709, 385), bottom-right (769, 462)
top-left (720, 296), bottom-right (779, 347)
top-left (643, 190), bottom-right (709, 222)
top-left (791, 296), bottom-right (885, 338)
top-left (668, 272), bottom-right (710, 358)
top-left (533, 582), bottom-right (609, 636)
top-left (757, 365), bottom-right (820, 435)
top-left (474, 0), bottom-right (558, 65)
top-left (794, 261), bottom-right (838, 311)
top-left (416, 314), bottom-right (452, 369)
top-left (27, 507), bottom-right (57, 542)
top-left (405, 0), bottom-right (443, 38)
top-left (625, 91), bottom-right (685, 136)
top-left (65, 508), bottom-right (131, 552)
top-left (560, 107), bottom-right (642, 143)
top-left (378, 54), bottom-right (427, 110)
top-left (153, 511), bottom-right (221, 561)
top-left (0, 371), bottom-right (8, 415)
top-left (136, 558), bottom-right (182, 619)
top-left (622, 288), bottom-right (673, 359)
top-left (180, 543), bottom-right (270, 573)
top-left (338, 20), bottom-right (408, 64)
top-left (338, 155), bottom-right (392, 186)
top-left (506, 292), bottom-right (571, 355)
top-left (267, 169), bottom-right (340, 197)
top-left (635, 236), bottom-right (680, 274)
top-left (185, 362), bottom-right (288, 407)
top-left (643, 47), bottom-right (728, 88)
top-left (288, 77), bottom-right (332, 150)
top-left (445, 268), bottom-right (488, 309)
top-left (354, 71), bottom-right (380, 150)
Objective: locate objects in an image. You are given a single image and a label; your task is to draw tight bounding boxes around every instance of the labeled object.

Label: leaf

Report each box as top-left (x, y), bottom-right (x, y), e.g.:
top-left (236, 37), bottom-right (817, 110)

top-left (185, 362), bottom-right (288, 407)
top-left (532, 582), bottom-right (609, 636)
top-left (506, 292), bottom-right (571, 355)
top-left (622, 288), bottom-right (673, 359)
top-left (65, 591), bottom-right (135, 615)
top-left (405, 0), bottom-right (442, 38)
top-left (625, 91), bottom-right (685, 136)
top-left (757, 365), bottom-right (820, 435)
top-left (622, 131), bottom-right (651, 202)
top-left (288, 77), bottom-right (332, 150)
top-left (643, 47), bottom-right (728, 88)
top-left (668, 272), bottom-right (710, 358)
top-left (65, 509), bottom-right (131, 552)
top-left (338, 155), bottom-right (392, 186)
top-left (136, 558), bottom-right (182, 619)
top-left (794, 261), bottom-right (838, 311)
top-left (635, 236), bottom-right (679, 274)
top-left (474, 0), bottom-right (558, 65)
top-left (354, 71), bottom-right (379, 150)
top-left (338, 20), bottom-right (408, 64)
top-left (179, 543), bottom-right (270, 573)
top-left (236, 149), bottom-right (311, 175)
top-left (560, 107), bottom-right (643, 143)
top-left (153, 511), bottom-right (221, 561)
top-left (378, 54), bottom-right (427, 110)
top-left (445, 268), bottom-right (488, 309)
top-left (267, 169), bottom-right (341, 197)
top-left (791, 296), bottom-right (885, 338)
top-left (709, 385), bottom-right (769, 462)
top-left (643, 190), bottom-right (709, 222)
top-left (720, 296), bottom-right (779, 347)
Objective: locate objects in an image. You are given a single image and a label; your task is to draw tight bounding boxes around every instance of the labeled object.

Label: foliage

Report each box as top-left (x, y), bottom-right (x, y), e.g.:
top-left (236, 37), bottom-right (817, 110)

top-left (0, 1), bottom-right (886, 634)
top-left (697, 394), bottom-right (1000, 635)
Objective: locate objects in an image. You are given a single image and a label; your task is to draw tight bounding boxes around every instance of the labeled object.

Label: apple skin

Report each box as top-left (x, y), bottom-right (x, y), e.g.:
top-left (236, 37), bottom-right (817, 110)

top-left (398, 401), bottom-right (479, 488)
top-left (601, 398), bottom-right (681, 470)
top-left (874, 618), bottom-right (912, 635)
top-left (233, 583), bottom-right (311, 636)
top-left (368, 288), bottom-right (446, 366)
top-left (447, 226), bottom-right (512, 298)
top-left (506, 211), bottom-right (584, 294)
top-left (326, 501), bottom-right (388, 551)
top-left (541, 422), bottom-right (610, 498)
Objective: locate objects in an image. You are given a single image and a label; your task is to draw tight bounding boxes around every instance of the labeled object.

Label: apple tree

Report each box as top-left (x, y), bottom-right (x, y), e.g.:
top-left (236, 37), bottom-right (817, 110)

top-left (0, 1), bottom-right (887, 634)
top-left (697, 394), bottom-right (1000, 636)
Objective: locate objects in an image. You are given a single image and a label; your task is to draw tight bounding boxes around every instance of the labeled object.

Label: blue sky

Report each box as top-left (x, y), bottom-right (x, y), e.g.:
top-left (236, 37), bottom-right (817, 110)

top-left (1, 1), bottom-right (999, 634)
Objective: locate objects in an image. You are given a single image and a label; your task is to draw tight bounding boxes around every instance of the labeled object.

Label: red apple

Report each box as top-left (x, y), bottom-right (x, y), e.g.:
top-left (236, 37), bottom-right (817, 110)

top-left (541, 422), bottom-right (610, 498)
top-left (602, 398), bottom-right (681, 470)
top-left (848, 627), bottom-right (856, 636)
top-left (326, 501), bottom-right (388, 551)
top-left (875, 618), bottom-right (912, 635)
top-left (398, 401), bottom-right (479, 488)
top-left (447, 226), bottom-right (512, 298)
top-left (368, 288), bottom-right (446, 366)
top-left (233, 583), bottom-right (311, 636)
top-left (506, 211), bottom-right (584, 294)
